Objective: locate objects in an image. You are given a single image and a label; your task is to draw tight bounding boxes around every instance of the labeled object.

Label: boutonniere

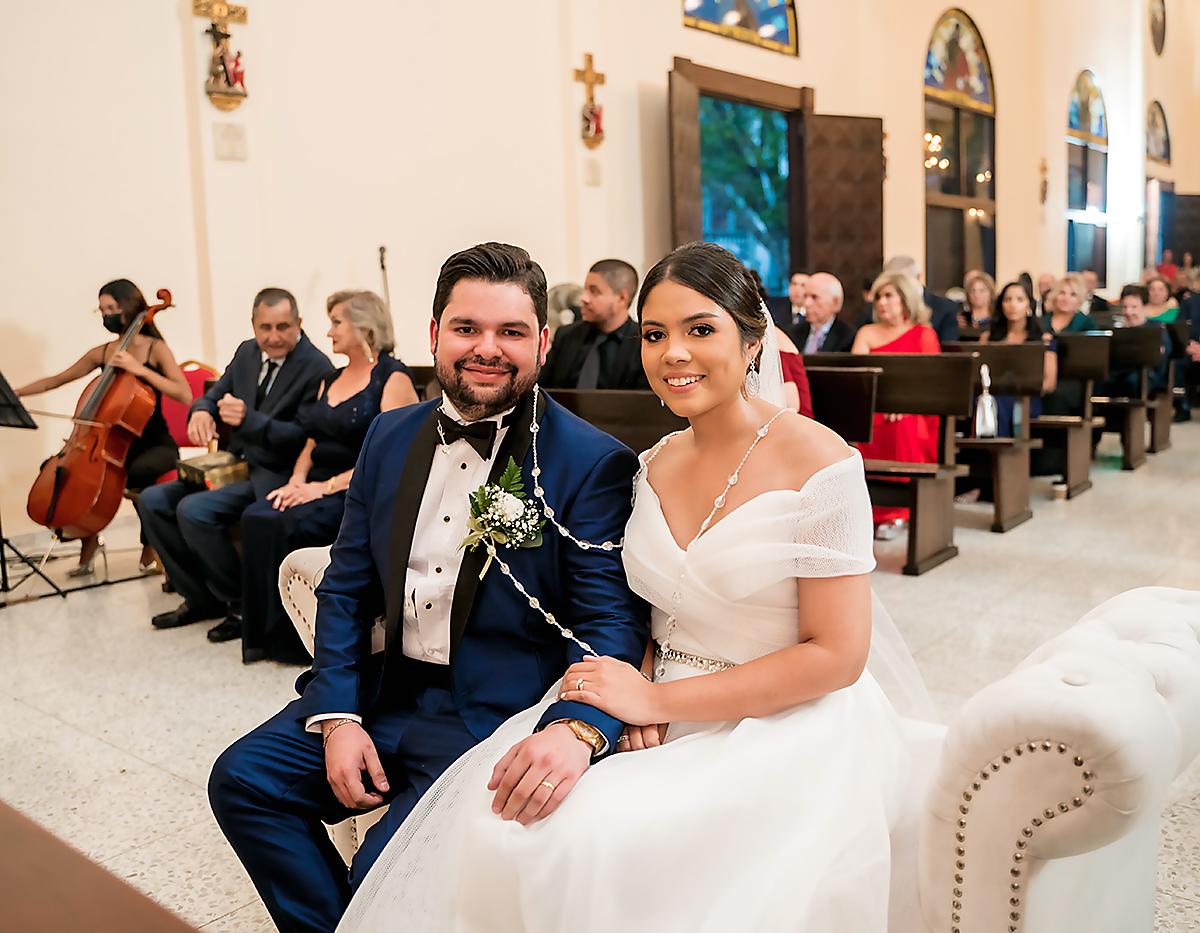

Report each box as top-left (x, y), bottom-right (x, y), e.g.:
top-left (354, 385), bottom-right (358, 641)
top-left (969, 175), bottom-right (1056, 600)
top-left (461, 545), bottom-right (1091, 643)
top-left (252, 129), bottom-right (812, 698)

top-left (460, 457), bottom-right (546, 579)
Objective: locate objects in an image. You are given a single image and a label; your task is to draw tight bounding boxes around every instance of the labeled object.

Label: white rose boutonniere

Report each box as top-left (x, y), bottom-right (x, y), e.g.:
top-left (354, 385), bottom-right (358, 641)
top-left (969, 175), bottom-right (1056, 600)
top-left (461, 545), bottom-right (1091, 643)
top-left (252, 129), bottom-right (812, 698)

top-left (460, 457), bottom-right (546, 579)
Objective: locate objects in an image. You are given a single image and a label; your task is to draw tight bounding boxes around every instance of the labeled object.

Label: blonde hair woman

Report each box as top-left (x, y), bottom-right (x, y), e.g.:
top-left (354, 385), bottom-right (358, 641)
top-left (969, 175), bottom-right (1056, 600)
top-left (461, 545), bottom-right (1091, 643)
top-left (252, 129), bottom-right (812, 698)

top-left (237, 289), bottom-right (419, 663)
top-left (962, 270), bottom-right (997, 329)
top-left (851, 272), bottom-right (941, 537)
top-left (1041, 273), bottom-right (1094, 343)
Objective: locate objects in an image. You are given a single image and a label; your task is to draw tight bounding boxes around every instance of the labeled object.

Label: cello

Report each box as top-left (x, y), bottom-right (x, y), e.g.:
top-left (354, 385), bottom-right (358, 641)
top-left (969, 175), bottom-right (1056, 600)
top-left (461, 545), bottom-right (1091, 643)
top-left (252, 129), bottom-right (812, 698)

top-left (26, 289), bottom-right (174, 540)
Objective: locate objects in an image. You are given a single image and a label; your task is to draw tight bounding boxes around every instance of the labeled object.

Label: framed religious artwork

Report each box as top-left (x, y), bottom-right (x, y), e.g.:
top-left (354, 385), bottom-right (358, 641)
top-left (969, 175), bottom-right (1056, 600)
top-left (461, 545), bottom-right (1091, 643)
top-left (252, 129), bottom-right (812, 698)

top-left (682, 0), bottom-right (798, 56)
top-left (1147, 100), bottom-right (1171, 165)
top-left (1150, 0), bottom-right (1166, 56)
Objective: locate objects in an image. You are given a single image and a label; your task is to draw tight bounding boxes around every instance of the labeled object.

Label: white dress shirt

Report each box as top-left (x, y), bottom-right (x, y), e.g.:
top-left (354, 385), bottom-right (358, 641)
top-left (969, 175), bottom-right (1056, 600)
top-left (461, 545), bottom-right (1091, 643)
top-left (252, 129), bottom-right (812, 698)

top-left (305, 397), bottom-right (511, 733)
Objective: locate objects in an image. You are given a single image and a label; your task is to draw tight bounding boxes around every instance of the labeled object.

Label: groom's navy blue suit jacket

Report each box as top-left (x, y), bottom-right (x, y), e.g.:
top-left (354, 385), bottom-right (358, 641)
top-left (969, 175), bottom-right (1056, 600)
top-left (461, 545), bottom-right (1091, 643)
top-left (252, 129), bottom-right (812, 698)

top-left (293, 390), bottom-right (649, 754)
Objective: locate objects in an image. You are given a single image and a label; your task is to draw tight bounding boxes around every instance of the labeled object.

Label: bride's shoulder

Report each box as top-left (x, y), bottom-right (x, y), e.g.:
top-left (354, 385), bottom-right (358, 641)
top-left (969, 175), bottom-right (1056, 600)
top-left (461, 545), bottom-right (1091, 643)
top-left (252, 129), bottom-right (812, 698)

top-left (768, 410), bottom-right (858, 491)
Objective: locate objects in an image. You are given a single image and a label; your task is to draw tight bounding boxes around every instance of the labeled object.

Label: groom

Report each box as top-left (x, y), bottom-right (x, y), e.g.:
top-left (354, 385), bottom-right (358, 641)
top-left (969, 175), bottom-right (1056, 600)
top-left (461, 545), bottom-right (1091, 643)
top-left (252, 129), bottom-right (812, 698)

top-left (209, 242), bottom-right (649, 933)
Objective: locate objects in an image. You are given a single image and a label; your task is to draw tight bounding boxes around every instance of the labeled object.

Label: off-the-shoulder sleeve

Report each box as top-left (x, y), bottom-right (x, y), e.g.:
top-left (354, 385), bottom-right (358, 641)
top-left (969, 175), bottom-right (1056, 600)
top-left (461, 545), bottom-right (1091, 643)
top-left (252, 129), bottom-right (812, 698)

top-left (785, 453), bottom-right (876, 579)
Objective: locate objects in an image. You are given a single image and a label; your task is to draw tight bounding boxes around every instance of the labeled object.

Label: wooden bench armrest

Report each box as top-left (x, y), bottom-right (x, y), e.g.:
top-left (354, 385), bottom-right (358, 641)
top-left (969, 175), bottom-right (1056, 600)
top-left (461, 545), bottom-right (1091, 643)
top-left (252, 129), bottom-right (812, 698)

top-left (957, 437), bottom-right (1044, 451)
top-left (864, 460), bottom-right (969, 478)
top-left (1092, 397), bottom-right (1148, 408)
top-left (1029, 415), bottom-right (1082, 427)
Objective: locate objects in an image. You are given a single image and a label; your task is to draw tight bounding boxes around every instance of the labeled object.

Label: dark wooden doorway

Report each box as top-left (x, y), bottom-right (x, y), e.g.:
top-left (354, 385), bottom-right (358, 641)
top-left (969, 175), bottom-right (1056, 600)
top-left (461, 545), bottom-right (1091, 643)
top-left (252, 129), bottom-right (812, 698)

top-left (668, 57), bottom-right (884, 322)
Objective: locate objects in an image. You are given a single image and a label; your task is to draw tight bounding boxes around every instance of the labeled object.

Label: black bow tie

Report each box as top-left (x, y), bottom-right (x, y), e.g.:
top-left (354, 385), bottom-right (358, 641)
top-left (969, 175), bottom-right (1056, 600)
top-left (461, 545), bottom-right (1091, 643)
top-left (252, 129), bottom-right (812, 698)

top-left (437, 411), bottom-right (499, 460)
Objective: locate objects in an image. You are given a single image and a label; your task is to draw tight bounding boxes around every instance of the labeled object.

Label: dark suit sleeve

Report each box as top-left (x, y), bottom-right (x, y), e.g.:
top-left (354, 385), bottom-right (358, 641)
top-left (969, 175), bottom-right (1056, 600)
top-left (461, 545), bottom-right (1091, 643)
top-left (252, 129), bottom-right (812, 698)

top-left (935, 303), bottom-right (960, 344)
top-left (292, 416), bottom-right (386, 721)
top-left (189, 356), bottom-right (236, 420)
top-left (534, 446), bottom-right (650, 755)
top-left (236, 358), bottom-right (327, 452)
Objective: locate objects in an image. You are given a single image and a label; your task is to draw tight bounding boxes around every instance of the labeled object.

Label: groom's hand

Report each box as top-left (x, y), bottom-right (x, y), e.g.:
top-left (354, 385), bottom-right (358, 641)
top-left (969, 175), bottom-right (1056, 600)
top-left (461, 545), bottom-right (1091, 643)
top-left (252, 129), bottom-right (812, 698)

top-left (488, 724), bottom-right (591, 825)
top-left (323, 722), bottom-right (390, 810)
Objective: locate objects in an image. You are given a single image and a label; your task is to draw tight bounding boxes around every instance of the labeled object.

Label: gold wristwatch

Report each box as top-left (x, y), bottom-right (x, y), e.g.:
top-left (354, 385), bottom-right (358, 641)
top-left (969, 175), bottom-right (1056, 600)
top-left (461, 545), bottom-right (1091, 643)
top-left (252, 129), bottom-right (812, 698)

top-left (558, 718), bottom-right (605, 756)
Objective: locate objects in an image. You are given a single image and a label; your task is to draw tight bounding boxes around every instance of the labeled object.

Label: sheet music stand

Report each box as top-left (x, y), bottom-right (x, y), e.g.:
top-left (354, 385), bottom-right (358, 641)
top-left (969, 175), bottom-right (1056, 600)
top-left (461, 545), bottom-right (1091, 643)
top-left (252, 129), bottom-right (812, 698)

top-left (0, 369), bottom-right (67, 605)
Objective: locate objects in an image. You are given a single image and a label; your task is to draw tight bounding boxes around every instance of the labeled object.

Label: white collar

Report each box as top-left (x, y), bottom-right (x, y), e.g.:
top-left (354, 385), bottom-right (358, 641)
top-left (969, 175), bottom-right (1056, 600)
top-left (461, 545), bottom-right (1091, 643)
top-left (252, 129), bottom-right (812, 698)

top-left (439, 395), bottom-right (514, 427)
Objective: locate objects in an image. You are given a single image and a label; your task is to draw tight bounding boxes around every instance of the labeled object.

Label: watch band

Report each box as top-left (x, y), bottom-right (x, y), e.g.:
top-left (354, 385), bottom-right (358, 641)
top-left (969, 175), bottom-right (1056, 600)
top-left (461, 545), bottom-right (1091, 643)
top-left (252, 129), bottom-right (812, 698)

top-left (561, 718), bottom-right (605, 756)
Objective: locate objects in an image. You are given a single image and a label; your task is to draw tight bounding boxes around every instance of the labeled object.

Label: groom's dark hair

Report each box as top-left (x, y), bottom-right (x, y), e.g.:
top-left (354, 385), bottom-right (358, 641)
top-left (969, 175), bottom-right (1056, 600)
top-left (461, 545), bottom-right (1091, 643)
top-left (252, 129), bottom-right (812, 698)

top-left (432, 242), bottom-right (548, 329)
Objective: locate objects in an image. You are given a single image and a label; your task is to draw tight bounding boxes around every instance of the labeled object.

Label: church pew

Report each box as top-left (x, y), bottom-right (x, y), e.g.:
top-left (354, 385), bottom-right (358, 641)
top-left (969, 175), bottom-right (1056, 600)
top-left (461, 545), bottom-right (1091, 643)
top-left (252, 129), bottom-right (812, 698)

top-left (546, 389), bottom-right (688, 454)
top-left (943, 342), bottom-right (1046, 532)
top-left (804, 352), bottom-right (975, 575)
top-left (1148, 319), bottom-right (1190, 453)
top-left (407, 365), bottom-right (440, 401)
top-left (804, 366), bottom-right (880, 444)
top-left (1091, 326), bottom-right (1165, 471)
top-left (1029, 332), bottom-right (1110, 497)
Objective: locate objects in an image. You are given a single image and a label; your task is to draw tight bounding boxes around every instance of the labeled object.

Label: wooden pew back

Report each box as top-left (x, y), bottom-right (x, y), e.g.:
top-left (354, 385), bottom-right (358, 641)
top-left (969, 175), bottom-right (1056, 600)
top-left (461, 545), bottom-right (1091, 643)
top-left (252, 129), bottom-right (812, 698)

top-left (1106, 325), bottom-right (1166, 372)
top-left (407, 365), bottom-right (439, 400)
top-left (804, 366), bottom-right (880, 443)
top-left (943, 342), bottom-right (1045, 396)
top-left (1052, 332), bottom-right (1111, 382)
top-left (804, 351), bottom-right (976, 466)
top-left (547, 389), bottom-right (688, 453)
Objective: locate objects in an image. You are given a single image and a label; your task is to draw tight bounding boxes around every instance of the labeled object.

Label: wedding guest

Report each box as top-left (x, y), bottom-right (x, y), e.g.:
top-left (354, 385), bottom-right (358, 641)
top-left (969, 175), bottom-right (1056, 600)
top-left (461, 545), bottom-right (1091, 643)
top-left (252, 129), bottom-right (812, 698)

top-left (961, 270), bottom-right (996, 329)
top-left (1146, 276), bottom-right (1180, 322)
top-left (766, 271), bottom-right (808, 328)
top-left (980, 282), bottom-right (1057, 436)
top-left (749, 270), bottom-right (812, 417)
top-left (139, 287), bottom-right (332, 637)
top-left (852, 272), bottom-right (941, 538)
top-left (1035, 272), bottom-right (1056, 315)
top-left (881, 255), bottom-right (959, 344)
top-left (795, 272), bottom-right (855, 352)
top-left (1096, 285), bottom-right (1170, 397)
top-left (16, 279), bottom-right (192, 575)
top-left (1081, 268), bottom-right (1111, 316)
top-left (1157, 248), bottom-right (1179, 282)
top-left (235, 291), bottom-right (418, 661)
top-left (1040, 274), bottom-right (1095, 416)
top-left (540, 259), bottom-right (647, 389)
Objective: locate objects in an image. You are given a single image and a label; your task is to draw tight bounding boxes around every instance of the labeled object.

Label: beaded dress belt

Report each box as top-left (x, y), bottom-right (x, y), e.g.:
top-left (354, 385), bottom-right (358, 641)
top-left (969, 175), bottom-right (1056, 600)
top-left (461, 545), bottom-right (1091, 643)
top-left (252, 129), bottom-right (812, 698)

top-left (655, 644), bottom-right (736, 673)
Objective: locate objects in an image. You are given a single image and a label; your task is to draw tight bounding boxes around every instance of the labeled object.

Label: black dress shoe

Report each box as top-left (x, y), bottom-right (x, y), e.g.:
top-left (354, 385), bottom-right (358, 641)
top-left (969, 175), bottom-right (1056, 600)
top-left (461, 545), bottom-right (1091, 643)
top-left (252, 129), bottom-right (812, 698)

top-left (152, 603), bottom-right (221, 629)
top-left (207, 615), bottom-right (244, 643)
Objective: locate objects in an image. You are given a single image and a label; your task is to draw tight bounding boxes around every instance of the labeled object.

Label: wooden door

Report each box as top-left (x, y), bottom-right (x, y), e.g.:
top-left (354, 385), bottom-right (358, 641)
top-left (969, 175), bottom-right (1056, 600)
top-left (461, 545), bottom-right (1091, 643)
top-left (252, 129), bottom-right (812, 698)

top-left (796, 112), bottom-right (885, 322)
top-left (1169, 193), bottom-right (1200, 259)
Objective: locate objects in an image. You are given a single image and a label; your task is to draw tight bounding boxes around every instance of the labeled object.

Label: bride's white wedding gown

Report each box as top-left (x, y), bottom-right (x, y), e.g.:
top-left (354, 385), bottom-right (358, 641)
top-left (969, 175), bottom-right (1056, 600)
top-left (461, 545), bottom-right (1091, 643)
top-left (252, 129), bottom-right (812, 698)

top-left (340, 447), bottom-right (922, 932)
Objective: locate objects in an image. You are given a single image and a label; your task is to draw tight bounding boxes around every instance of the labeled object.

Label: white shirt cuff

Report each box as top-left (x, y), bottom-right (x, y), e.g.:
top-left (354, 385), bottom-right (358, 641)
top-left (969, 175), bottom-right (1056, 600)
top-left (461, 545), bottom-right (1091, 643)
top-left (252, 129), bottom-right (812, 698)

top-left (304, 713), bottom-right (362, 734)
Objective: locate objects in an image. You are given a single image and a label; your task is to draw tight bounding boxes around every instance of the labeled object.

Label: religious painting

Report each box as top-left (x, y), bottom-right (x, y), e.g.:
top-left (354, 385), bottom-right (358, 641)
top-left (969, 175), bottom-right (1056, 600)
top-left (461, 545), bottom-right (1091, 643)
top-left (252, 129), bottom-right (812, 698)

top-left (1150, 0), bottom-right (1166, 56)
top-left (683, 0), bottom-right (798, 56)
top-left (1147, 100), bottom-right (1171, 164)
top-left (1067, 71), bottom-right (1108, 144)
top-left (699, 95), bottom-right (790, 294)
top-left (923, 9), bottom-right (994, 115)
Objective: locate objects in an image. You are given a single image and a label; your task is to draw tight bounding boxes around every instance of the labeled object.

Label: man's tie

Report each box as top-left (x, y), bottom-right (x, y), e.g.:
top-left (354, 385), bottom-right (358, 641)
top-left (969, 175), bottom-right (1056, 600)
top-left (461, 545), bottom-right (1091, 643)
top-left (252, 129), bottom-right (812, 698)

top-left (255, 360), bottom-right (280, 408)
top-left (576, 340), bottom-right (602, 390)
top-left (436, 411), bottom-right (498, 460)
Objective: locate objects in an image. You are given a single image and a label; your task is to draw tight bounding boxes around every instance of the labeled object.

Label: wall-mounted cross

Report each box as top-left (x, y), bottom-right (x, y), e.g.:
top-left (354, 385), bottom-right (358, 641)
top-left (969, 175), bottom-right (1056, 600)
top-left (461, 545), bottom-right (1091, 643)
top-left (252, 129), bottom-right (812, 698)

top-left (193, 0), bottom-right (247, 31)
top-left (573, 53), bottom-right (606, 107)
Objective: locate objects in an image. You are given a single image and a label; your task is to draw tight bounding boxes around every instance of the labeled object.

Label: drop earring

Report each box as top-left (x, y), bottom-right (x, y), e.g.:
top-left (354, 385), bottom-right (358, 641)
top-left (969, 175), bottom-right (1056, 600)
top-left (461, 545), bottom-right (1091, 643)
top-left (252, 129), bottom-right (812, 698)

top-left (744, 365), bottom-right (761, 399)
top-left (360, 339), bottom-right (376, 365)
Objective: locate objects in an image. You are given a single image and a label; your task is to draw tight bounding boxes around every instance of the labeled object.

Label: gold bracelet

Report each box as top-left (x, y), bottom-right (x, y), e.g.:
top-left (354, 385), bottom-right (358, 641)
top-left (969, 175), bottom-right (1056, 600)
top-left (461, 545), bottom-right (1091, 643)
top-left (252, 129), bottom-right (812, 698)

top-left (321, 718), bottom-right (357, 748)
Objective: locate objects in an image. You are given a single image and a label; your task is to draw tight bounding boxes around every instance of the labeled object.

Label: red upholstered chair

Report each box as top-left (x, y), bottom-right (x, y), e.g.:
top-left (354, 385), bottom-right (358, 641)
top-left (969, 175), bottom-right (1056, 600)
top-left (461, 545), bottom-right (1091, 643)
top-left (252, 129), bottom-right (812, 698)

top-left (157, 360), bottom-right (219, 483)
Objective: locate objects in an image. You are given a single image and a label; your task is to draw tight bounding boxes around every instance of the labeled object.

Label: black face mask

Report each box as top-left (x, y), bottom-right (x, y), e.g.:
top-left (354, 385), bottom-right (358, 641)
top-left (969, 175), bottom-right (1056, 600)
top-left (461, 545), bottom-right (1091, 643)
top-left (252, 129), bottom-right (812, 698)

top-left (102, 313), bottom-right (125, 334)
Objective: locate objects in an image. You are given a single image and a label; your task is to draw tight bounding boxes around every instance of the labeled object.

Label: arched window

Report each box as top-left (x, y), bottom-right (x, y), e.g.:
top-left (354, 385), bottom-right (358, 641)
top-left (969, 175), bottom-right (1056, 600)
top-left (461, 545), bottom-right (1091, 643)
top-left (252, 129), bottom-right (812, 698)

top-left (1147, 100), bottom-right (1170, 165)
top-left (923, 8), bottom-right (995, 294)
top-left (1066, 70), bottom-right (1109, 283)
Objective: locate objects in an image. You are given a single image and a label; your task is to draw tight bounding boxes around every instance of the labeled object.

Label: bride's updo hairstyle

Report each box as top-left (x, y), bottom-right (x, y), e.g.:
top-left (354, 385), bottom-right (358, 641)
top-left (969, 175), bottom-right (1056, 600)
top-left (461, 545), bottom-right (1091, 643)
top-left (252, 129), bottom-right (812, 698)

top-left (637, 241), bottom-right (767, 372)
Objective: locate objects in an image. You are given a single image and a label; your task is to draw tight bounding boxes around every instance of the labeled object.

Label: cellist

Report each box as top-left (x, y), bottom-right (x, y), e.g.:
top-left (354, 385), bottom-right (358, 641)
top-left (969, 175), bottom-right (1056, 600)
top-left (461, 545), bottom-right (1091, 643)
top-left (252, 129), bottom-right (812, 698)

top-left (16, 279), bottom-right (192, 574)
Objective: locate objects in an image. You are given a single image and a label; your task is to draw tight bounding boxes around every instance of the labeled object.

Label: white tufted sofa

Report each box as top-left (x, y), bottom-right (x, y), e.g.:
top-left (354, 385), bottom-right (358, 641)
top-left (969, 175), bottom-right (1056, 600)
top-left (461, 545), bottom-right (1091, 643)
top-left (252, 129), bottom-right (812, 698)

top-left (280, 547), bottom-right (1200, 932)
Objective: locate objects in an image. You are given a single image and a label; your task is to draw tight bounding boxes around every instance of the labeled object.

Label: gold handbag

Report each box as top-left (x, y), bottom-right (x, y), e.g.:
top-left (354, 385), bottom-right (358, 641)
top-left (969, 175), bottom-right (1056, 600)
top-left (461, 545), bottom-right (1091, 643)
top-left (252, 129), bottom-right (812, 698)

top-left (176, 440), bottom-right (250, 490)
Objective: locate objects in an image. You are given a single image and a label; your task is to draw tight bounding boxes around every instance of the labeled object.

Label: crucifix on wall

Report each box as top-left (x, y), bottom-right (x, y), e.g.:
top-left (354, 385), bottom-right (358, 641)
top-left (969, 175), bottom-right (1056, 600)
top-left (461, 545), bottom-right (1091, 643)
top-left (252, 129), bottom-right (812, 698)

top-left (193, 0), bottom-right (248, 112)
top-left (573, 53), bottom-right (606, 150)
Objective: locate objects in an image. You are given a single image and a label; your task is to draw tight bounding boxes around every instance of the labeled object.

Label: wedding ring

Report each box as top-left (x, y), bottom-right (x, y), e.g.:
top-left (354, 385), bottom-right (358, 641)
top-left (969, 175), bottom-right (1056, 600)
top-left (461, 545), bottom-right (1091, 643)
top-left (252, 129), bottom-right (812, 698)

top-left (575, 678), bottom-right (585, 692)
top-left (617, 735), bottom-right (629, 744)
top-left (539, 780), bottom-right (556, 792)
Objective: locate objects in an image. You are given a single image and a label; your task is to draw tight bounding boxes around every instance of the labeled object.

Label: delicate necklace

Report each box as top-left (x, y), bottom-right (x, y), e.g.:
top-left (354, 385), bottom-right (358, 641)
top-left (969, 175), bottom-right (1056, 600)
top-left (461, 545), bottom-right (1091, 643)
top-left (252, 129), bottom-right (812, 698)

top-left (648, 409), bottom-right (786, 678)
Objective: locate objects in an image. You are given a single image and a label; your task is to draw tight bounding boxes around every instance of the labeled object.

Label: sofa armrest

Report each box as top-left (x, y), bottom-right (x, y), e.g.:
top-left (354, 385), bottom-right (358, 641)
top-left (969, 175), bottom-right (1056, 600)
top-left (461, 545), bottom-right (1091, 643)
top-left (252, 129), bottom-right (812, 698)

top-left (920, 587), bottom-right (1200, 933)
top-left (277, 546), bottom-right (333, 657)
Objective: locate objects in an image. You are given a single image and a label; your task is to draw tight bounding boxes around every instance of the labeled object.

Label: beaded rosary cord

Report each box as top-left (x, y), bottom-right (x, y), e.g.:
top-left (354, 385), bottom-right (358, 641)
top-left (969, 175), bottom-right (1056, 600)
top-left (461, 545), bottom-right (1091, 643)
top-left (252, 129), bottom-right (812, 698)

top-left (651, 408), bottom-right (786, 678)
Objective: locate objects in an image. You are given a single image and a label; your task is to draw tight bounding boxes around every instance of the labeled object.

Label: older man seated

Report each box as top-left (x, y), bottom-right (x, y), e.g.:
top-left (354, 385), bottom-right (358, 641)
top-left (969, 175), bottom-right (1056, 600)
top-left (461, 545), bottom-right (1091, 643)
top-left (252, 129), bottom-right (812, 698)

top-left (792, 272), bottom-right (856, 353)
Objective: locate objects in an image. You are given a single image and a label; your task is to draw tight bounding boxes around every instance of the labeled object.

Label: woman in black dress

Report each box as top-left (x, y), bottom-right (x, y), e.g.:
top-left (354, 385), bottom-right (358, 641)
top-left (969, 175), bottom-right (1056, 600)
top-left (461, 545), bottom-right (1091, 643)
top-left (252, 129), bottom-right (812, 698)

top-left (16, 279), bottom-right (192, 574)
top-left (237, 289), bottom-right (419, 663)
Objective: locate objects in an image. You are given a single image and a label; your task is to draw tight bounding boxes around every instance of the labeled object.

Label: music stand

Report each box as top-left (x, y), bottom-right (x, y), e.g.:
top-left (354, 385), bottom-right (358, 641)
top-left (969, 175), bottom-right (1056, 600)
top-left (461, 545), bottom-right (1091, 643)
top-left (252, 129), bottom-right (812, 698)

top-left (0, 369), bottom-right (67, 605)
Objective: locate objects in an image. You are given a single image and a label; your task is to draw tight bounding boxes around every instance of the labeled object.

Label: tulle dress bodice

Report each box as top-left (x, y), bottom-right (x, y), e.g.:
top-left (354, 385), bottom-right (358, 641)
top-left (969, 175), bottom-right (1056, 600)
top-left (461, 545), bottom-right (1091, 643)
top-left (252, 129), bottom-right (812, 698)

top-left (624, 447), bottom-right (875, 672)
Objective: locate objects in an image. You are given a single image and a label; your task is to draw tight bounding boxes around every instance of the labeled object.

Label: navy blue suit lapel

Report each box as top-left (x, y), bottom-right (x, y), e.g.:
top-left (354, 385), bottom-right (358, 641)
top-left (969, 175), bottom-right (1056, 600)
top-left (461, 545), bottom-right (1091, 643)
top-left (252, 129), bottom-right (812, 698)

top-left (448, 389), bottom-right (543, 656)
top-left (256, 334), bottom-right (311, 413)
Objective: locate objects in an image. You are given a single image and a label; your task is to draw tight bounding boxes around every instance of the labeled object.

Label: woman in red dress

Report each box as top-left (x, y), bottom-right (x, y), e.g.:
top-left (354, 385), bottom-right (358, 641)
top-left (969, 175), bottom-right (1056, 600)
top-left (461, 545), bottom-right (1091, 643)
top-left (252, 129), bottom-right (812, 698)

top-left (851, 272), bottom-right (941, 536)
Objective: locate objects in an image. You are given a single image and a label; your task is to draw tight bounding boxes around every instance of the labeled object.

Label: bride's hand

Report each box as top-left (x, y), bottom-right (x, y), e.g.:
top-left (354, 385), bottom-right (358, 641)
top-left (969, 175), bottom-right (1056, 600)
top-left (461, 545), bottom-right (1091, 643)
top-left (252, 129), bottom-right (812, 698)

top-left (618, 723), bottom-right (668, 752)
top-left (559, 656), bottom-right (663, 726)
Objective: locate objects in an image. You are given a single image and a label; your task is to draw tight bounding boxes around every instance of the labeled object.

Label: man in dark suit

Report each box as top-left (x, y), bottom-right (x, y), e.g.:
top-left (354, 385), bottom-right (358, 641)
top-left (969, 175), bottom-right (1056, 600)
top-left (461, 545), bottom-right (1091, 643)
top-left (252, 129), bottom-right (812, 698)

top-left (792, 272), bottom-right (856, 353)
top-left (208, 243), bottom-right (648, 932)
top-left (766, 271), bottom-right (808, 328)
top-left (1081, 269), bottom-right (1112, 317)
top-left (138, 287), bottom-right (332, 638)
top-left (539, 258), bottom-right (648, 390)
top-left (881, 255), bottom-right (959, 344)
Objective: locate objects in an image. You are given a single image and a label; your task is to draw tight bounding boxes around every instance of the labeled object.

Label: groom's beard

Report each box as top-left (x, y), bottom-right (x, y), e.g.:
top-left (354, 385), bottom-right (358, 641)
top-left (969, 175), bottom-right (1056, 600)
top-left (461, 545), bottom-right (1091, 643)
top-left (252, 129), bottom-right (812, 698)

top-left (435, 351), bottom-right (538, 421)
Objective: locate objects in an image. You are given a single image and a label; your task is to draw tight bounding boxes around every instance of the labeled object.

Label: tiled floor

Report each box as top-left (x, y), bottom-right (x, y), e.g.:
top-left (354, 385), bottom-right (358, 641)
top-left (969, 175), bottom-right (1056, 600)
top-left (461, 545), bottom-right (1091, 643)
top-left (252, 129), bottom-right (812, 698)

top-left (1, 427), bottom-right (1198, 931)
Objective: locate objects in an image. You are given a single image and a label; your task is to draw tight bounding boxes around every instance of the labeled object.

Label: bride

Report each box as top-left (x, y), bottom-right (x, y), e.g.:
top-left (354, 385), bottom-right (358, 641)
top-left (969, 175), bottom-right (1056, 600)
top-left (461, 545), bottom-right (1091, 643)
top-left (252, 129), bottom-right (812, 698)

top-left (339, 243), bottom-right (932, 932)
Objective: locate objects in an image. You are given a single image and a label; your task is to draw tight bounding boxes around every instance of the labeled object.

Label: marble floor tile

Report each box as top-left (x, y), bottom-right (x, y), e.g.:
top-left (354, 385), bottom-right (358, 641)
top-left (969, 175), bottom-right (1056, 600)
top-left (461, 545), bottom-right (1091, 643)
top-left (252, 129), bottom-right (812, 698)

top-left (101, 817), bottom-right (259, 929)
top-left (200, 899), bottom-right (275, 931)
top-left (1159, 804), bottom-right (1200, 902)
top-left (1156, 892), bottom-right (1200, 932)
